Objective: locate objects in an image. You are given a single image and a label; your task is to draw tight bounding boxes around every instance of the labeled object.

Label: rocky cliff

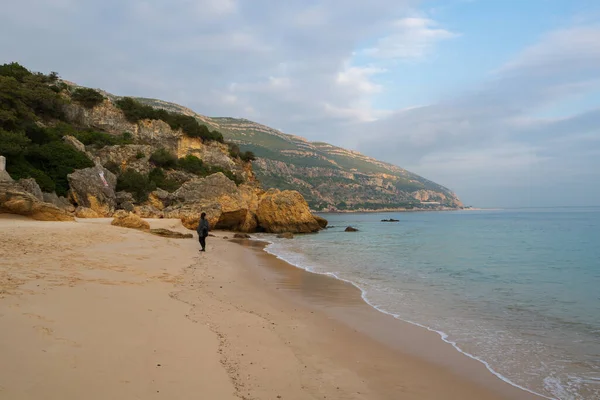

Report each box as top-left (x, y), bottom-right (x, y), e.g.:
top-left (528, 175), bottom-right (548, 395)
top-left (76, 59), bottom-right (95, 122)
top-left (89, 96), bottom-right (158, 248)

top-left (0, 66), bottom-right (324, 233)
top-left (134, 99), bottom-right (463, 211)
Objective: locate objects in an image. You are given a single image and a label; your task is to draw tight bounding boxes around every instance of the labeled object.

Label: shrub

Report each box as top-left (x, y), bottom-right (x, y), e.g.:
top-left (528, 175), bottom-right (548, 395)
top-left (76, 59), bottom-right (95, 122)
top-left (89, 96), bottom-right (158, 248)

top-left (0, 62), bottom-right (32, 82)
top-left (149, 148), bottom-right (177, 169)
top-left (116, 169), bottom-right (156, 202)
top-left (68, 129), bottom-right (133, 148)
top-left (25, 141), bottom-right (94, 196)
top-left (135, 151), bottom-right (145, 159)
top-left (148, 167), bottom-right (180, 192)
top-left (115, 97), bottom-right (224, 142)
top-left (0, 129), bottom-right (31, 156)
top-left (228, 143), bottom-right (240, 158)
top-left (240, 151), bottom-right (256, 162)
top-left (177, 155), bottom-right (204, 174)
top-left (71, 88), bottom-right (105, 109)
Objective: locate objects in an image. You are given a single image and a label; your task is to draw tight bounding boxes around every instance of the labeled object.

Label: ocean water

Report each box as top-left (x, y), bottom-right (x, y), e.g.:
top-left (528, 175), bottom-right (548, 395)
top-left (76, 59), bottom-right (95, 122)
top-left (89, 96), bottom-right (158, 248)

top-left (257, 209), bottom-right (600, 400)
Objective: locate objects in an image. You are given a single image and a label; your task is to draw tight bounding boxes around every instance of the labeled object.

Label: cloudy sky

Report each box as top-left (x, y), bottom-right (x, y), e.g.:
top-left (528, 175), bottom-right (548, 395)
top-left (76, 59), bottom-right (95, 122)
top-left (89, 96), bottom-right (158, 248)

top-left (1, 0), bottom-right (599, 207)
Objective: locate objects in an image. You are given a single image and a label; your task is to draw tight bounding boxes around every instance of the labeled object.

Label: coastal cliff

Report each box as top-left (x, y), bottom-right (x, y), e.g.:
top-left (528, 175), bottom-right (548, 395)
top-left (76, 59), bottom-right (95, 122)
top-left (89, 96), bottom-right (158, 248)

top-left (131, 101), bottom-right (463, 211)
top-left (0, 63), bottom-right (323, 232)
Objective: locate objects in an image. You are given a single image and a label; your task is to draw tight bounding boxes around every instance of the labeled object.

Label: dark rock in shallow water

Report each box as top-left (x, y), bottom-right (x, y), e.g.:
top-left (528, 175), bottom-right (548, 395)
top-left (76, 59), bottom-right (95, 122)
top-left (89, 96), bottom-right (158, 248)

top-left (345, 226), bottom-right (359, 232)
top-left (233, 233), bottom-right (251, 239)
top-left (381, 218), bottom-right (399, 222)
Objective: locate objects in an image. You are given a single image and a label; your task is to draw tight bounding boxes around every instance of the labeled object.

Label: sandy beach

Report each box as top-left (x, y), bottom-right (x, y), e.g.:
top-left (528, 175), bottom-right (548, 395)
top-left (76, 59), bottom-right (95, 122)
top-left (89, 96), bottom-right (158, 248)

top-left (0, 216), bottom-right (540, 400)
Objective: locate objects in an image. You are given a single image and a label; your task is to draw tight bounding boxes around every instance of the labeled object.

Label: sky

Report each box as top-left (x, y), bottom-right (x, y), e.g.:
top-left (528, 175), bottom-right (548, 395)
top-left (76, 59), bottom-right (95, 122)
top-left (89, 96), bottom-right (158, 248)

top-left (1, 0), bottom-right (599, 207)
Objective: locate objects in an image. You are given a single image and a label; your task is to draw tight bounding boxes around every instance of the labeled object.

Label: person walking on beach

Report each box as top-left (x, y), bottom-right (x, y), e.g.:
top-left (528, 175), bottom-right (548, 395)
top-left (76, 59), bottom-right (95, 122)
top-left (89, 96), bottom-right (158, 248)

top-left (197, 212), bottom-right (209, 252)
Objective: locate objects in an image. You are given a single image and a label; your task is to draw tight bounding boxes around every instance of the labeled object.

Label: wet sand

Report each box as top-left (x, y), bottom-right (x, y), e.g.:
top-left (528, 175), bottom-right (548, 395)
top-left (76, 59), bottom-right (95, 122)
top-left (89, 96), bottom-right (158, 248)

top-left (0, 215), bottom-right (541, 399)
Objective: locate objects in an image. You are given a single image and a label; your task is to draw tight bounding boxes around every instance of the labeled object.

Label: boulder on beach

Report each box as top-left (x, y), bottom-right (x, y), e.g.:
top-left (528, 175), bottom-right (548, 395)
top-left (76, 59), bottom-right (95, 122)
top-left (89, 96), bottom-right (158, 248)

top-left (0, 181), bottom-right (75, 222)
top-left (75, 207), bottom-right (101, 218)
top-left (68, 166), bottom-right (117, 217)
top-left (345, 226), bottom-right (359, 232)
top-left (256, 189), bottom-right (321, 233)
top-left (233, 233), bottom-right (251, 239)
top-left (111, 212), bottom-right (150, 230)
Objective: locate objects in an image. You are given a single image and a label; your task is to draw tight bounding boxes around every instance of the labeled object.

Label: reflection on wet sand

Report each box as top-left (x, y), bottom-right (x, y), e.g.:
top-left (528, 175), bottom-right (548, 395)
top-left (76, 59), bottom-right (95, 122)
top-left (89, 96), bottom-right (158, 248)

top-left (234, 238), bottom-right (364, 307)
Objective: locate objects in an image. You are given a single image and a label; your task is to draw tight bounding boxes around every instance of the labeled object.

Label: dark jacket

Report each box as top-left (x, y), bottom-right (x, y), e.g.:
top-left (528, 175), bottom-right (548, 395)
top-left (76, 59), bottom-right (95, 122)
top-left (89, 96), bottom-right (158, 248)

top-left (197, 218), bottom-right (209, 237)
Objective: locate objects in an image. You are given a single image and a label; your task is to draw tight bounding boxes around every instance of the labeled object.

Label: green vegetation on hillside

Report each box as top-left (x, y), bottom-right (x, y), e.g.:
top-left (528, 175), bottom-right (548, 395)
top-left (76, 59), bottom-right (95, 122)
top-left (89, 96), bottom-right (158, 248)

top-left (71, 88), bottom-right (105, 109)
top-left (115, 97), bottom-right (224, 143)
top-left (0, 63), bottom-right (95, 195)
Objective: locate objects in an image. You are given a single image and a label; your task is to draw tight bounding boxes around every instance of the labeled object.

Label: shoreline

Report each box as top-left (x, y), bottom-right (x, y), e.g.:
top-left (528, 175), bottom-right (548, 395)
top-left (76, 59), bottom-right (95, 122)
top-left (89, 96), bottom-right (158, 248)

top-left (313, 207), bottom-right (497, 214)
top-left (0, 216), bottom-right (540, 399)
top-left (256, 238), bottom-right (548, 400)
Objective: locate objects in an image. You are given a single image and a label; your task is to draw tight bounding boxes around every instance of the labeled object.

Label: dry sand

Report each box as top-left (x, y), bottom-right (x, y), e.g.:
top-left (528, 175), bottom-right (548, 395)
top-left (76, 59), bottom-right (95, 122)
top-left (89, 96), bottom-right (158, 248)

top-left (0, 215), bottom-right (540, 399)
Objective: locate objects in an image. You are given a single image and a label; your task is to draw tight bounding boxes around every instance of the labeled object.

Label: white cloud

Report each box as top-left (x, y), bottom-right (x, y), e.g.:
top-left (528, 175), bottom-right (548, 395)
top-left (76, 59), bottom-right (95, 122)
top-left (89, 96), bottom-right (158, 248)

top-left (362, 17), bottom-right (458, 59)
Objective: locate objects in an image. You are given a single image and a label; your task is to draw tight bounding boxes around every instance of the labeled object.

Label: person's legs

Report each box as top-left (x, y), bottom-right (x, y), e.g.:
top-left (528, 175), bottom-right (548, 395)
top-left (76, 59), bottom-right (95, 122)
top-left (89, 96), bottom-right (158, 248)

top-left (199, 235), bottom-right (206, 251)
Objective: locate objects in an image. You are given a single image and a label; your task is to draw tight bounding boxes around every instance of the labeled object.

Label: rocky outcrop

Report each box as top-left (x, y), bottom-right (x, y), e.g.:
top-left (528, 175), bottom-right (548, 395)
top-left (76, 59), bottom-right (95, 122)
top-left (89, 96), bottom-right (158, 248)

top-left (0, 182), bottom-right (75, 221)
top-left (133, 205), bottom-right (163, 218)
top-left (111, 212), bottom-right (150, 230)
top-left (96, 144), bottom-right (154, 174)
top-left (115, 191), bottom-right (135, 211)
top-left (164, 173), bottom-right (251, 231)
top-left (233, 233), bottom-right (251, 239)
top-left (345, 226), bottom-right (358, 232)
top-left (43, 192), bottom-right (75, 212)
top-left (147, 189), bottom-right (170, 210)
top-left (149, 228), bottom-right (193, 239)
top-left (256, 189), bottom-right (321, 233)
top-left (75, 207), bottom-right (101, 218)
top-left (67, 166), bottom-right (117, 217)
top-left (0, 156), bottom-right (13, 182)
top-left (62, 135), bottom-right (86, 153)
top-left (18, 178), bottom-right (43, 201)
top-left (313, 215), bottom-right (328, 229)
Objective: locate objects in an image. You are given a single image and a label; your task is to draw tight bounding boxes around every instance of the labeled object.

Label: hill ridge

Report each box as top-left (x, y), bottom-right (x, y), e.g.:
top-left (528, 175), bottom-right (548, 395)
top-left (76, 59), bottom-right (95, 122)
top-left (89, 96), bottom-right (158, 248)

top-left (132, 97), bottom-right (462, 211)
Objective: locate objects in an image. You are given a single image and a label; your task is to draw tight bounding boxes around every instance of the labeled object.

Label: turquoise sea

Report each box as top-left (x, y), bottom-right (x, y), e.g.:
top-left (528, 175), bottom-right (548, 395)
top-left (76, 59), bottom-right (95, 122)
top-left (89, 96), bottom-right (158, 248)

top-left (257, 208), bottom-right (600, 400)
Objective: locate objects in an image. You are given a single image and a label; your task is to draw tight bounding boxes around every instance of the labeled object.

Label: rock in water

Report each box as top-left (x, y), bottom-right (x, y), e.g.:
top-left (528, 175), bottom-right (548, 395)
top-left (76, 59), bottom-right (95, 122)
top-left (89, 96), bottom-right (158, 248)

top-left (111, 212), bottom-right (150, 230)
top-left (381, 218), bottom-right (399, 222)
top-left (313, 214), bottom-right (328, 229)
top-left (256, 189), bottom-right (321, 233)
top-left (345, 226), bottom-right (359, 232)
top-left (276, 232), bottom-right (294, 239)
top-left (233, 233), bottom-right (251, 239)
top-left (68, 166), bottom-right (117, 217)
top-left (0, 182), bottom-right (75, 221)
top-left (149, 228), bottom-right (193, 239)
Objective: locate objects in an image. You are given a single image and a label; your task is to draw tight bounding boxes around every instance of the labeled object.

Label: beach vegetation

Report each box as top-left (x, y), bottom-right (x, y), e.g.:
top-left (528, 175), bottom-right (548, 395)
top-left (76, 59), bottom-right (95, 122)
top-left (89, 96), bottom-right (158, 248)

top-left (116, 169), bottom-right (156, 202)
top-left (148, 167), bottom-right (180, 192)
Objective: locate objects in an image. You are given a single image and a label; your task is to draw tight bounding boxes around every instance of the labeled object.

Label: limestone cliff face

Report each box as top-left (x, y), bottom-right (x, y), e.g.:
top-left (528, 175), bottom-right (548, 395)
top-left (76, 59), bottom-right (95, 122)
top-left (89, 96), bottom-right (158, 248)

top-left (65, 99), bottom-right (250, 182)
top-left (57, 96), bottom-right (324, 232)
